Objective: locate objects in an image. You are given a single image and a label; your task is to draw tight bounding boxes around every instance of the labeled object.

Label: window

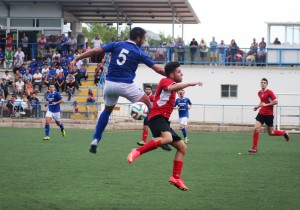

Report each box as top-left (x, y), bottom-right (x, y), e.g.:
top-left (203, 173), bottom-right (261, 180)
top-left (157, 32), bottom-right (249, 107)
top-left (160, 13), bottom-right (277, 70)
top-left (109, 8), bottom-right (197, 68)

top-left (221, 85), bottom-right (237, 98)
top-left (37, 19), bottom-right (61, 27)
top-left (11, 19), bottom-right (34, 27)
top-left (143, 83), bottom-right (158, 95)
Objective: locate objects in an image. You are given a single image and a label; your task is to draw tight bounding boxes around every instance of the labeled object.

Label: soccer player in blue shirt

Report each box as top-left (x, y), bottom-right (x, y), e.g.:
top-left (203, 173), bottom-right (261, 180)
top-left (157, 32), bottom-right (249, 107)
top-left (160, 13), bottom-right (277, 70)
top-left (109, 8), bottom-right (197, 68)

top-left (70, 27), bottom-right (165, 154)
top-left (174, 89), bottom-right (192, 143)
top-left (43, 84), bottom-right (66, 140)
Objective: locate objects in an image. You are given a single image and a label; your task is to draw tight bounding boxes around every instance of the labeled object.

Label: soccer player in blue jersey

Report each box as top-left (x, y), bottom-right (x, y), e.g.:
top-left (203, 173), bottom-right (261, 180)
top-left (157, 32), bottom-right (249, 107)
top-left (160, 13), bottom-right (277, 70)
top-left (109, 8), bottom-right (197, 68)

top-left (70, 27), bottom-right (165, 154)
top-left (43, 84), bottom-right (66, 140)
top-left (174, 89), bottom-right (192, 143)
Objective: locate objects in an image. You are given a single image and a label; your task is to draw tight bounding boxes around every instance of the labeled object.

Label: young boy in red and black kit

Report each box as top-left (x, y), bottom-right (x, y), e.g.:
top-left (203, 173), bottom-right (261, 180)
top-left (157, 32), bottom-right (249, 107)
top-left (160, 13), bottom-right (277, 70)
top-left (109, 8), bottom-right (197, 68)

top-left (248, 78), bottom-right (290, 153)
top-left (128, 61), bottom-right (202, 191)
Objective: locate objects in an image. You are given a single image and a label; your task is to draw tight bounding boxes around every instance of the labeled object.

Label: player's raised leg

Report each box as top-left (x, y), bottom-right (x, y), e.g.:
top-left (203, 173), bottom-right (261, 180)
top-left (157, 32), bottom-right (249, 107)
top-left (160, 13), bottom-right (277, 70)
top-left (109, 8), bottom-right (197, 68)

top-left (267, 126), bottom-right (290, 142)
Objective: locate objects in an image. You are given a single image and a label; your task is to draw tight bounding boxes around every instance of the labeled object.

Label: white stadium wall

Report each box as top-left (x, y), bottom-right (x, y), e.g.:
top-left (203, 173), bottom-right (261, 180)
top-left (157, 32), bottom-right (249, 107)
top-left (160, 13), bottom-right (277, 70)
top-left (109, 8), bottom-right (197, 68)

top-left (117, 66), bottom-right (300, 124)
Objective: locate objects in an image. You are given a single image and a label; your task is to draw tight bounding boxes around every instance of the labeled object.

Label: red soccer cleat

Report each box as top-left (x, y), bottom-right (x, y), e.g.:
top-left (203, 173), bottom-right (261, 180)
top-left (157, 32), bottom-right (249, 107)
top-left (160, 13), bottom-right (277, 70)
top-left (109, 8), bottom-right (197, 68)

top-left (248, 147), bottom-right (258, 153)
top-left (168, 176), bottom-right (189, 191)
top-left (127, 148), bottom-right (140, 164)
top-left (284, 131), bottom-right (290, 142)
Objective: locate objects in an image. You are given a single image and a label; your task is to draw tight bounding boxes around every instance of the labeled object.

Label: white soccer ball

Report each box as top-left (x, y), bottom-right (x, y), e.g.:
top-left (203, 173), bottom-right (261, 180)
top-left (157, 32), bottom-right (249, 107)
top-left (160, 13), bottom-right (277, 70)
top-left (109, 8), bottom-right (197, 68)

top-left (130, 102), bottom-right (148, 120)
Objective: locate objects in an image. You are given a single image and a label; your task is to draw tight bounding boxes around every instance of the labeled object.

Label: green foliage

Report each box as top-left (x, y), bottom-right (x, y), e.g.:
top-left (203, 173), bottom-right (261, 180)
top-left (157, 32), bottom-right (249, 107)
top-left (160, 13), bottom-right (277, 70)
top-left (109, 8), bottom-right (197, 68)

top-left (82, 24), bottom-right (172, 46)
top-left (1, 127), bottom-right (299, 209)
top-left (82, 23), bottom-right (131, 44)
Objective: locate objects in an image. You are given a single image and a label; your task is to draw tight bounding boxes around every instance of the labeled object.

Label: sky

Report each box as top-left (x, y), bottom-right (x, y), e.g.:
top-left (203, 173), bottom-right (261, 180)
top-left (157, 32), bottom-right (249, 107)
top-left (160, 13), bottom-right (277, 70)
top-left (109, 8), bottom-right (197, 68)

top-left (132, 0), bottom-right (300, 48)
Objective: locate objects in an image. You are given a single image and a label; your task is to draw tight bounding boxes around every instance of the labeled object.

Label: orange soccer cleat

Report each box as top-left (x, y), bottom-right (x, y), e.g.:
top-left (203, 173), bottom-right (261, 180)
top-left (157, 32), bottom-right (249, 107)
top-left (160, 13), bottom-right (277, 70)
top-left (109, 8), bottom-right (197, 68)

top-left (127, 148), bottom-right (140, 164)
top-left (168, 176), bottom-right (189, 191)
top-left (248, 147), bottom-right (258, 153)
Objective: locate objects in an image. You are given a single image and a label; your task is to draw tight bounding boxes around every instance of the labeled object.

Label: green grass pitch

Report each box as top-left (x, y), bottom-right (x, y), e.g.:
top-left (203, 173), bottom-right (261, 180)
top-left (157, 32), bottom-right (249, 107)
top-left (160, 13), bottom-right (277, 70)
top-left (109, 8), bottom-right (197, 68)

top-left (0, 127), bottom-right (299, 210)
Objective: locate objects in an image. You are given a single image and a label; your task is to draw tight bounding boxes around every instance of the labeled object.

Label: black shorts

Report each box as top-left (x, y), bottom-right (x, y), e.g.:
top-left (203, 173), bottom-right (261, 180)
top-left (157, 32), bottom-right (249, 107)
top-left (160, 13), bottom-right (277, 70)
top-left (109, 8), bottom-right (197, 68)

top-left (148, 115), bottom-right (181, 142)
top-left (255, 113), bottom-right (274, 127)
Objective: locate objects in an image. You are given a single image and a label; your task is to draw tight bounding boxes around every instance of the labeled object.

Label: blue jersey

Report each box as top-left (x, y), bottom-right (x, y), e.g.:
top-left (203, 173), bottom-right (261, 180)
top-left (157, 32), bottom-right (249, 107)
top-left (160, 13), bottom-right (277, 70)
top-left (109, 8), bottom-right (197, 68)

top-left (46, 91), bottom-right (62, 113)
top-left (174, 97), bottom-right (192, 118)
top-left (102, 41), bottom-right (155, 84)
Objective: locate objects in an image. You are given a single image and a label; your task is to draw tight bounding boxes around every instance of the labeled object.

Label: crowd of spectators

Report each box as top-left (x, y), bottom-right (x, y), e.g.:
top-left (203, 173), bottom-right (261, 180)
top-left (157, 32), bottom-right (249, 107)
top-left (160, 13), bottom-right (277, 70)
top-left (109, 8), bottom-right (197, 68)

top-left (0, 33), bottom-right (111, 118)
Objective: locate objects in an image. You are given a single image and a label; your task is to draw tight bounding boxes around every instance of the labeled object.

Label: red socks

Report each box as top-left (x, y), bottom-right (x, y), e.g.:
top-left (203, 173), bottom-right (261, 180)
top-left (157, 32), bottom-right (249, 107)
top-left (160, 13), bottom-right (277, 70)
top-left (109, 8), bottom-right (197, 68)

top-left (142, 130), bottom-right (148, 142)
top-left (137, 139), bottom-right (161, 154)
top-left (273, 130), bottom-right (285, 136)
top-left (253, 132), bottom-right (259, 148)
top-left (173, 160), bottom-right (183, 179)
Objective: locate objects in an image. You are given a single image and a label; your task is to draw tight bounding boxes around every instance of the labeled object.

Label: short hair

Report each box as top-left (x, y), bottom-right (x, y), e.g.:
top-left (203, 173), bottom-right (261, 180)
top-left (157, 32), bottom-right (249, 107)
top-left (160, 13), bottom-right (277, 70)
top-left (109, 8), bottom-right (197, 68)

top-left (130, 27), bottom-right (146, 41)
top-left (145, 85), bottom-right (152, 90)
top-left (165, 61), bottom-right (180, 77)
top-left (261, 78), bottom-right (268, 84)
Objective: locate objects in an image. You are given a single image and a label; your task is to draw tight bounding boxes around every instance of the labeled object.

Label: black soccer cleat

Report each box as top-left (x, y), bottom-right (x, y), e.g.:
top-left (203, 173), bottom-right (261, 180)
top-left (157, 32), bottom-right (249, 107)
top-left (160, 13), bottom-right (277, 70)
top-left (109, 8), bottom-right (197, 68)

top-left (89, 144), bottom-right (97, 154)
top-left (160, 144), bottom-right (172, 152)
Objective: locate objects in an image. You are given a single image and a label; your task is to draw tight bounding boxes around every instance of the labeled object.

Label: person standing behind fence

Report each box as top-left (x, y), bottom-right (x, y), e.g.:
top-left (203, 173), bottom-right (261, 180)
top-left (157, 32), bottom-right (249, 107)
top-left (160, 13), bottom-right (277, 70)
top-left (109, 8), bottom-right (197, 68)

top-left (189, 38), bottom-right (198, 64)
top-left (218, 40), bottom-right (227, 65)
top-left (176, 38), bottom-right (185, 65)
top-left (229, 39), bottom-right (238, 65)
top-left (209, 37), bottom-right (218, 66)
top-left (21, 33), bottom-right (28, 61)
top-left (59, 34), bottom-right (68, 54)
top-left (258, 37), bottom-right (267, 66)
top-left (43, 84), bottom-right (65, 140)
top-left (199, 38), bottom-right (208, 64)
top-left (248, 78), bottom-right (290, 153)
top-left (91, 34), bottom-right (104, 63)
top-left (37, 34), bottom-right (47, 59)
top-left (167, 38), bottom-right (175, 61)
top-left (68, 34), bottom-right (77, 53)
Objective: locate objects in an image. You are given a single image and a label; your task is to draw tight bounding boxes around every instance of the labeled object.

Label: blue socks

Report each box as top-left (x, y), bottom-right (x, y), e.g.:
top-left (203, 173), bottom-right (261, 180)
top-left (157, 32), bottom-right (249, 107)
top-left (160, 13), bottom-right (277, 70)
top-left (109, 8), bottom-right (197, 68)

top-left (59, 123), bottom-right (64, 132)
top-left (93, 110), bottom-right (111, 143)
top-left (181, 128), bottom-right (187, 138)
top-left (45, 124), bottom-right (50, 136)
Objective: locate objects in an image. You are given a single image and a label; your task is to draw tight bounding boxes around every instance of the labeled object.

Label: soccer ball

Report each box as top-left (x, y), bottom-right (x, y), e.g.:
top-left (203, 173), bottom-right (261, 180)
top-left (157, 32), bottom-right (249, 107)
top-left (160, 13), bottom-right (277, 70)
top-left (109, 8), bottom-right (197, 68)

top-left (130, 102), bottom-right (148, 120)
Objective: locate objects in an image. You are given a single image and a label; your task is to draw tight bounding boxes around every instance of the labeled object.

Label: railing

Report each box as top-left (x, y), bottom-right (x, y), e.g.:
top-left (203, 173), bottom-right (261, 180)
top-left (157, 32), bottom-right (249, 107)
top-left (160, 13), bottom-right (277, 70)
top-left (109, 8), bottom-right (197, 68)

top-left (1, 42), bottom-right (300, 66)
top-left (1, 102), bottom-right (299, 129)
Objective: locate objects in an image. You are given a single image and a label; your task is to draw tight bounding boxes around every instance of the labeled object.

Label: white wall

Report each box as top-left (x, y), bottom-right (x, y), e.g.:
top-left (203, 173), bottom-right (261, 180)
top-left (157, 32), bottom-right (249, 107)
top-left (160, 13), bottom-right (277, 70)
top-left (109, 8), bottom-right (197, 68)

top-left (118, 66), bottom-right (300, 124)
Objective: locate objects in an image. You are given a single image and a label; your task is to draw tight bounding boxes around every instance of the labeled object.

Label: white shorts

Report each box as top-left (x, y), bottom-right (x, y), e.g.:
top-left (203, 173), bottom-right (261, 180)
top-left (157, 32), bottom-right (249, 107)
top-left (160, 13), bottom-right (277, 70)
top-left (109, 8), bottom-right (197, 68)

top-left (46, 110), bottom-right (61, 122)
top-left (103, 80), bottom-right (144, 106)
top-left (178, 117), bottom-right (188, 126)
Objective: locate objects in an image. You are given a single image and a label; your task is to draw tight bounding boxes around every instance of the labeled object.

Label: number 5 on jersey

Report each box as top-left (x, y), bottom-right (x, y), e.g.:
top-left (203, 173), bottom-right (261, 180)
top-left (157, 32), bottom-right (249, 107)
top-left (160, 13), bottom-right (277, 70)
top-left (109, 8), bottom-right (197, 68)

top-left (117, 49), bottom-right (129, 65)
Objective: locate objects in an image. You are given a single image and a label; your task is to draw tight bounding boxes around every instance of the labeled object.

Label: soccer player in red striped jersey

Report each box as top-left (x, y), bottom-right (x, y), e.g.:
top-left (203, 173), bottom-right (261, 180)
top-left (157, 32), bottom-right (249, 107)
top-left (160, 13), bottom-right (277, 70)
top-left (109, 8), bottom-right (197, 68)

top-left (248, 78), bottom-right (290, 153)
top-left (128, 61), bottom-right (203, 191)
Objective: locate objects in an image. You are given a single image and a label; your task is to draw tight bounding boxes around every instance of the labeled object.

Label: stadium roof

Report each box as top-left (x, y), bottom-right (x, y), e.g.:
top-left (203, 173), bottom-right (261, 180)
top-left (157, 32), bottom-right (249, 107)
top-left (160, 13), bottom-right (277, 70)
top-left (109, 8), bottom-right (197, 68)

top-left (1, 0), bottom-right (200, 24)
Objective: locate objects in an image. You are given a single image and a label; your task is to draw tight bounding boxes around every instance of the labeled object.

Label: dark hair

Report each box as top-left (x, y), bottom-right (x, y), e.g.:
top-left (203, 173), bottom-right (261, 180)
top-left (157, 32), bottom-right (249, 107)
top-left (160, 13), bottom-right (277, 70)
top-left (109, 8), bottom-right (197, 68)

top-left (145, 85), bottom-right (152, 90)
top-left (130, 27), bottom-right (146, 41)
top-left (261, 78), bottom-right (268, 84)
top-left (165, 61), bottom-right (180, 77)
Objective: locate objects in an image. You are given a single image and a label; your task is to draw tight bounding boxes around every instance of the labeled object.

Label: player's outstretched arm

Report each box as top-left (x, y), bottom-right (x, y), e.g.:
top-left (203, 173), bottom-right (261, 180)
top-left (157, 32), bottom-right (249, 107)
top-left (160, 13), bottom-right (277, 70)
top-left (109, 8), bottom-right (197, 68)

top-left (70, 48), bottom-right (104, 69)
top-left (169, 82), bottom-right (203, 92)
top-left (151, 64), bottom-right (166, 76)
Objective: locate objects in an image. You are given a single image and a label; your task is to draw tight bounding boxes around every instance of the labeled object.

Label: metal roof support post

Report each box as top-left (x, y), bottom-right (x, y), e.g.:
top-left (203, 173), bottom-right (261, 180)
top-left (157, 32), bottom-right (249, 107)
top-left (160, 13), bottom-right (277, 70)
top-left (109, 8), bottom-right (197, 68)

top-left (181, 23), bottom-right (184, 39)
top-left (172, 11), bottom-right (175, 39)
top-left (116, 10), bottom-right (119, 37)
